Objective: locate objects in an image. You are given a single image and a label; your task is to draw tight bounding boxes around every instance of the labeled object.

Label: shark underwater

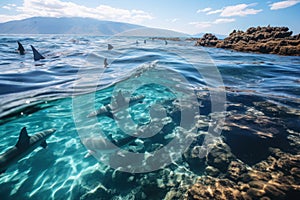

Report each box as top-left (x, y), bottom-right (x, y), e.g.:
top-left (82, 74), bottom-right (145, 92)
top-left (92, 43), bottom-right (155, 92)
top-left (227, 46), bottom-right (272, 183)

top-left (87, 91), bottom-right (145, 118)
top-left (0, 127), bottom-right (56, 174)
top-left (82, 132), bottom-right (138, 157)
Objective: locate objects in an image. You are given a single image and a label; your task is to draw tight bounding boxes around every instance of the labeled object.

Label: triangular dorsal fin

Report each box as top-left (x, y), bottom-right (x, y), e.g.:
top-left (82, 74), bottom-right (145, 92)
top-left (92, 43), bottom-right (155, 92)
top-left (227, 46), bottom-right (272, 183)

top-left (108, 44), bottom-right (113, 50)
top-left (17, 41), bottom-right (25, 55)
top-left (16, 127), bottom-right (30, 149)
top-left (30, 45), bottom-right (45, 61)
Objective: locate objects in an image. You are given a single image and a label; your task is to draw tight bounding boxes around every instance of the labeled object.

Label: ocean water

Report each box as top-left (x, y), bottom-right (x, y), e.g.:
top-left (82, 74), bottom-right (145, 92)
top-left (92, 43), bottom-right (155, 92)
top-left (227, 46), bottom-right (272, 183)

top-left (0, 35), bottom-right (299, 199)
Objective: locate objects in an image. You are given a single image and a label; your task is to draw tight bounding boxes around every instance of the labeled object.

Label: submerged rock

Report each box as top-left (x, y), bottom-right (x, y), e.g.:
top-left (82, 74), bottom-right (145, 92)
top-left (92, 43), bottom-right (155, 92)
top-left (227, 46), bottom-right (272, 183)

top-left (206, 142), bottom-right (235, 173)
top-left (205, 166), bottom-right (220, 177)
top-left (226, 161), bottom-right (247, 181)
top-left (195, 26), bottom-right (300, 56)
top-left (187, 177), bottom-right (242, 200)
top-left (186, 148), bottom-right (300, 200)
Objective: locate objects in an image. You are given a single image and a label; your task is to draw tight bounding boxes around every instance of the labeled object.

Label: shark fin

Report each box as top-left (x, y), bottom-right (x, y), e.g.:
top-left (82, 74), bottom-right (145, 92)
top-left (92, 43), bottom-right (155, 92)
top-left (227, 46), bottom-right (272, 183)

top-left (17, 41), bottom-right (25, 55)
top-left (16, 127), bottom-right (30, 149)
top-left (40, 140), bottom-right (48, 148)
top-left (30, 45), bottom-right (45, 61)
top-left (108, 44), bottom-right (113, 50)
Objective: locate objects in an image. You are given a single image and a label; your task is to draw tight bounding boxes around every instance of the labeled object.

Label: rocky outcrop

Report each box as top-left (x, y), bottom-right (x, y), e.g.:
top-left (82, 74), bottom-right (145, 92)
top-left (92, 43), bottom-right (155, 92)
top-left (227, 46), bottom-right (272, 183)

top-left (186, 148), bottom-right (300, 200)
top-left (193, 33), bottom-right (219, 47)
top-left (195, 26), bottom-right (300, 56)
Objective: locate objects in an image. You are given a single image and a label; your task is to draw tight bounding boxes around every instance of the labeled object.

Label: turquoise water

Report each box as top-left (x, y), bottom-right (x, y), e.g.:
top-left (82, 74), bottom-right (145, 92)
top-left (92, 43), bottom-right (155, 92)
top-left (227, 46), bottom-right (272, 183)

top-left (0, 35), bottom-right (300, 199)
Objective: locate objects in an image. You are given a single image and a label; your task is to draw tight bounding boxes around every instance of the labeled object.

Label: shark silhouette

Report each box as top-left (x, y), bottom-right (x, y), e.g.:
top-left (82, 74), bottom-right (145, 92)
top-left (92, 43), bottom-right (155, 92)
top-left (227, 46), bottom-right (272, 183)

top-left (82, 133), bottom-right (137, 157)
top-left (30, 45), bottom-right (45, 61)
top-left (0, 127), bottom-right (56, 174)
top-left (108, 44), bottom-right (113, 50)
top-left (17, 41), bottom-right (25, 55)
top-left (87, 92), bottom-right (145, 118)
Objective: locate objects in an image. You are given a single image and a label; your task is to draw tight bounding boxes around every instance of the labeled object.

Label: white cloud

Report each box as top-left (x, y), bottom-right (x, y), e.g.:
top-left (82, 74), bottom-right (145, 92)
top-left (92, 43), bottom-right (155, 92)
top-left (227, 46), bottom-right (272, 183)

top-left (221, 4), bottom-right (262, 17)
top-left (196, 7), bottom-right (212, 13)
top-left (269, 0), bottom-right (300, 10)
top-left (207, 9), bottom-right (223, 15)
top-left (189, 18), bottom-right (235, 28)
top-left (166, 18), bottom-right (179, 23)
top-left (2, 3), bottom-right (17, 10)
top-left (206, 3), bottom-right (262, 17)
top-left (0, 0), bottom-right (153, 24)
top-left (214, 18), bottom-right (236, 24)
top-left (2, 6), bottom-right (11, 10)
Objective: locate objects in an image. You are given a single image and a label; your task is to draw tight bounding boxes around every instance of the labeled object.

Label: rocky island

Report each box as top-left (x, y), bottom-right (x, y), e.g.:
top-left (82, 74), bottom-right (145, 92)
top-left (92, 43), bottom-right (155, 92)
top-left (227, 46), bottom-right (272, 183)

top-left (195, 26), bottom-right (300, 56)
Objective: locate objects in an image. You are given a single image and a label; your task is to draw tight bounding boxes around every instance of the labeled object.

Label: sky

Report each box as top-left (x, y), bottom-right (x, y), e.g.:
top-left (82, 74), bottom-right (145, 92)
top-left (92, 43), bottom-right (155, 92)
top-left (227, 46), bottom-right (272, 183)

top-left (0, 0), bottom-right (299, 35)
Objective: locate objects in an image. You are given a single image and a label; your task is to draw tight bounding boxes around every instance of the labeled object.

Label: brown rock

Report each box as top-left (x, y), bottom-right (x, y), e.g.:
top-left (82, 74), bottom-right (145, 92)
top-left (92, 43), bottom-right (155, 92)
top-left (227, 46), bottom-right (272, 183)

top-left (260, 197), bottom-right (271, 200)
top-left (246, 188), bottom-right (265, 198)
top-left (290, 167), bottom-right (300, 181)
top-left (264, 184), bottom-right (286, 199)
top-left (248, 180), bottom-right (266, 189)
top-left (195, 33), bottom-right (219, 47)
top-left (226, 161), bottom-right (247, 181)
top-left (195, 26), bottom-right (300, 56)
top-left (241, 170), bottom-right (272, 184)
top-left (187, 178), bottom-right (242, 200)
top-left (205, 166), bottom-right (220, 177)
top-left (274, 31), bottom-right (293, 38)
top-left (186, 141), bottom-right (300, 200)
top-left (207, 143), bottom-right (235, 172)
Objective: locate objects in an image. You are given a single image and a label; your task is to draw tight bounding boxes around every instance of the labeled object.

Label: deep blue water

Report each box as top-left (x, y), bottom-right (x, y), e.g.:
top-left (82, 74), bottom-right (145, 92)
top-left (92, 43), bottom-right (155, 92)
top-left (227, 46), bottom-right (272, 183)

top-left (0, 35), bottom-right (299, 199)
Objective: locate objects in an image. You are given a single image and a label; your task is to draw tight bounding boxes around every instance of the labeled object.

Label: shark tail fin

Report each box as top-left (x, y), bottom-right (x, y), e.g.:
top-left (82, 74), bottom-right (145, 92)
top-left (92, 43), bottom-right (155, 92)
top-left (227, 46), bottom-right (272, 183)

top-left (17, 41), bottom-right (25, 55)
top-left (30, 45), bottom-right (45, 61)
top-left (16, 127), bottom-right (30, 149)
top-left (40, 140), bottom-right (48, 148)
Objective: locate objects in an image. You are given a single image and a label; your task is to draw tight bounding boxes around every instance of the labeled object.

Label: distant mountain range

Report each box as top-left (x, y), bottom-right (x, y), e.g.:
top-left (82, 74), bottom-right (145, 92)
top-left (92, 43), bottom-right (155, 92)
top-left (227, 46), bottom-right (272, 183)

top-left (0, 17), bottom-right (188, 36)
top-left (0, 17), bottom-right (144, 35)
top-left (0, 17), bottom-right (226, 37)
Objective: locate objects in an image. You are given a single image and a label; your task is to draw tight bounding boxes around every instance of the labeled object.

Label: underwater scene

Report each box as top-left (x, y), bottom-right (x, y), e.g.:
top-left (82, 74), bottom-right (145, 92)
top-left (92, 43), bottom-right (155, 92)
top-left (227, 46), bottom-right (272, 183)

top-left (0, 35), bottom-right (299, 199)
